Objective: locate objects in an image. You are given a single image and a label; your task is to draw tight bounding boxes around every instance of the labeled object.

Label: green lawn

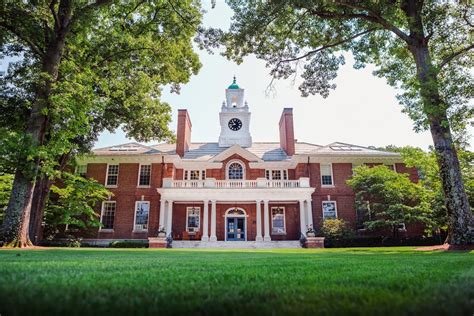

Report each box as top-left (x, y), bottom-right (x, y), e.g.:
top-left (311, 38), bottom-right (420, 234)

top-left (0, 247), bottom-right (472, 316)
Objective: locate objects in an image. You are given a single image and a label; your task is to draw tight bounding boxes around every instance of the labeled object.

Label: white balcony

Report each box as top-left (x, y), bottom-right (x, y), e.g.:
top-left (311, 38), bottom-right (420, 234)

top-left (162, 177), bottom-right (311, 189)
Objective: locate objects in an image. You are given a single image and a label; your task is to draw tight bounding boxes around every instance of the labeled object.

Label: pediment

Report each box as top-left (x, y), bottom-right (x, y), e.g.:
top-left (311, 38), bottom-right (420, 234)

top-left (209, 144), bottom-right (263, 163)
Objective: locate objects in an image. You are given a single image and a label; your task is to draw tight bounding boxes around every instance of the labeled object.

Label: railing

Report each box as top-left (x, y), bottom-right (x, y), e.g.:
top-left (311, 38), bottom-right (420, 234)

top-left (163, 178), bottom-right (310, 189)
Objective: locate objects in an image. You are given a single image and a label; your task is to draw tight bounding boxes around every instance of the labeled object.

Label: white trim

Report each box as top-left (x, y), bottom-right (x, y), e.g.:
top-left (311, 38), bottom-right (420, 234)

top-left (183, 169), bottom-right (206, 181)
top-left (224, 207), bottom-right (248, 241)
top-left (271, 206), bottom-right (286, 235)
top-left (210, 144), bottom-right (263, 163)
top-left (137, 164), bottom-right (152, 188)
top-left (322, 200), bottom-right (338, 219)
top-left (226, 160), bottom-right (246, 180)
top-left (385, 163), bottom-right (397, 172)
top-left (186, 206), bottom-right (201, 232)
top-left (105, 163), bottom-right (119, 188)
top-left (158, 187), bottom-right (315, 202)
top-left (320, 163), bottom-right (334, 187)
top-left (99, 201), bottom-right (116, 231)
top-left (76, 164), bottom-right (87, 176)
top-left (265, 169), bottom-right (288, 180)
top-left (133, 201), bottom-right (150, 232)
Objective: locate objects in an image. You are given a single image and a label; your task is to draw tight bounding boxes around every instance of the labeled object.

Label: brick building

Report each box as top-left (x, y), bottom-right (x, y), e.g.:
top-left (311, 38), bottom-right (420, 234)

top-left (79, 78), bottom-right (419, 246)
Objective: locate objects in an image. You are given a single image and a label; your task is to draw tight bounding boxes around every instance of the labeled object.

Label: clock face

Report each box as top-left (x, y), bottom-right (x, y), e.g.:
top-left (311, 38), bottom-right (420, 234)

top-left (228, 118), bottom-right (242, 131)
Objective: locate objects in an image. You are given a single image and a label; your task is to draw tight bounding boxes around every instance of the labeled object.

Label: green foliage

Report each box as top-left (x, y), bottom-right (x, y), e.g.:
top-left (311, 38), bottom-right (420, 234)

top-left (347, 165), bottom-right (433, 236)
top-left (320, 219), bottom-right (353, 239)
top-left (0, 174), bottom-right (14, 225)
top-left (210, 1), bottom-right (473, 138)
top-left (109, 241), bottom-right (148, 248)
top-left (43, 173), bottom-right (111, 239)
top-left (0, 248), bottom-right (473, 315)
top-left (1, 0), bottom-right (202, 177)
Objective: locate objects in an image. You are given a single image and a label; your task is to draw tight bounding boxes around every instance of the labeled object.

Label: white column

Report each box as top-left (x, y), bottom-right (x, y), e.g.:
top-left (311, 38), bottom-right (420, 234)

top-left (299, 199), bottom-right (306, 236)
top-left (159, 199), bottom-right (166, 230)
top-left (306, 199), bottom-right (314, 228)
top-left (255, 200), bottom-right (263, 242)
top-left (263, 199), bottom-right (271, 241)
top-left (210, 200), bottom-right (217, 241)
top-left (202, 200), bottom-right (209, 241)
top-left (166, 200), bottom-right (173, 237)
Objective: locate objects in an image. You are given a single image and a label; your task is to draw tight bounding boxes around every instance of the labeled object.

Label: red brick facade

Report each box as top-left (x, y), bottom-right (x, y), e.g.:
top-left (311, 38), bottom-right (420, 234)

top-left (83, 103), bottom-right (421, 243)
top-left (85, 157), bottom-right (419, 241)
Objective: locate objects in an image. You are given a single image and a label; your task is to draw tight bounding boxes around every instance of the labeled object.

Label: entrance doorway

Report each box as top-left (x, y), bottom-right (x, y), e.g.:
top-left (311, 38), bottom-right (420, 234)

top-left (225, 208), bottom-right (247, 241)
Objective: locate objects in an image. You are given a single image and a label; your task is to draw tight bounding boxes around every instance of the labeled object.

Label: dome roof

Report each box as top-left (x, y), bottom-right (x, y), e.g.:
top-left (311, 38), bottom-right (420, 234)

top-left (228, 76), bottom-right (240, 89)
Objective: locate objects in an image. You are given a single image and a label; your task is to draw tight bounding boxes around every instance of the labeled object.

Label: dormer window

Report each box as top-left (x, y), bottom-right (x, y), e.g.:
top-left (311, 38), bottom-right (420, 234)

top-left (227, 161), bottom-right (244, 180)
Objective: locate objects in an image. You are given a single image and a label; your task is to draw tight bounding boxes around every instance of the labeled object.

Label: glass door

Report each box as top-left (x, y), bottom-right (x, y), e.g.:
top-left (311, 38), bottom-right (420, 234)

top-left (226, 217), bottom-right (245, 241)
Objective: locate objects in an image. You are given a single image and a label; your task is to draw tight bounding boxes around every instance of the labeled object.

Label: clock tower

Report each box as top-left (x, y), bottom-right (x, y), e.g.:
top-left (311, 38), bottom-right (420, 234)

top-left (218, 77), bottom-right (252, 147)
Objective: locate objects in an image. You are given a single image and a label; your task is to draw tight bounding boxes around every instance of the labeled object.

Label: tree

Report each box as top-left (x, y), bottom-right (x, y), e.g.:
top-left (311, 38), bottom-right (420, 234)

top-left (209, 0), bottom-right (474, 245)
top-left (42, 172), bottom-right (110, 241)
top-left (0, 0), bottom-right (202, 247)
top-left (347, 165), bottom-right (434, 238)
top-left (0, 173), bottom-right (13, 227)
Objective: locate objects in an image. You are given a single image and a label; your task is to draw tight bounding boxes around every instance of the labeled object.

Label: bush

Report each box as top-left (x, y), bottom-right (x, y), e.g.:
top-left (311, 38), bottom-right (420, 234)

top-left (109, 241), bottom-right (148, 248)
top-left (320, 219), bottom-right (353, 239)
top-left (323, 234), bottom-right (446, 248)
top-left (39, 237), bottom-right (82, 247)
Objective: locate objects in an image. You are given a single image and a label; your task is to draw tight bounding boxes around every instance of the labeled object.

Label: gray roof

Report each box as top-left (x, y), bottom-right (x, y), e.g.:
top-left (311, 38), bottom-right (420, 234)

top-left (92, 141), bottom-right (398, 161)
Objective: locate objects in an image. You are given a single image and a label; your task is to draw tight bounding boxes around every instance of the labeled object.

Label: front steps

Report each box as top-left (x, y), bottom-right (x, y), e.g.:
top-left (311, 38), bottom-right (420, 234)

top-left (171, 240), bottom-right (301, 249)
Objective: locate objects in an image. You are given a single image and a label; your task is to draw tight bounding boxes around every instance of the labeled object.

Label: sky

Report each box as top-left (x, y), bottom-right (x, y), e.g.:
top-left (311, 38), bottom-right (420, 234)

top-left (2, 1), bottom-right (471, 150)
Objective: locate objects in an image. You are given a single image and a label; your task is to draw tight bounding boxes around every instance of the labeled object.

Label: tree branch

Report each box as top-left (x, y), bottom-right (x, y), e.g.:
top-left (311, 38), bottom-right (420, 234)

top-left (49, 0), bottom-right (60, 31)
top-left (439, 43), bottom-right (474, 69)
top-left (0, 22), bottom-right (44, 57)
top-left (279, 28), bottom-right (376, 63)
top-left (71, 0), bottom-right (113, 26)
top-left (333, 1), bottom-right (412, 43)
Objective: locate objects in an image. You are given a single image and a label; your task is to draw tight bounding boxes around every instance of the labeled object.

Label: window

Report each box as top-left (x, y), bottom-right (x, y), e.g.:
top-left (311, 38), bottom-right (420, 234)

top-left (184, 170), bottom-right (205, 180)
top-left (265, 169), bottom-right (288, 180)
top-left (271, 207), bottom-right (286, 234)
top-left (137, 165), bottom-right (151, 186)
top-left (320, 164), bottom-right (333, 186)
top-left (228, 162), bottom-right (244, 180)
top-left (322, 201), bottom-right (337, 219)
top-left (134, 201), bottom-right (150, 231)
top-left (100, 201), bottom-right (116, 230)
top-left (76, 165), bottom-right (87, 177)
top-left (186, 207), bottom-right (200, 232)
top-left (106, 164), bottom-right (119, 186)
top-left (385, 164), bottom-right (396, 171)
top-left (397, 223), bottom-right (406, 231)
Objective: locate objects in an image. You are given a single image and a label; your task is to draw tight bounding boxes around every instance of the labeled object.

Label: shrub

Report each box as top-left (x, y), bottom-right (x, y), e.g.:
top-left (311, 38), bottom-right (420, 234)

top-left (109, 241), bottom-right (148, 248)
top-left (320, 219), bottom-right (353, 239)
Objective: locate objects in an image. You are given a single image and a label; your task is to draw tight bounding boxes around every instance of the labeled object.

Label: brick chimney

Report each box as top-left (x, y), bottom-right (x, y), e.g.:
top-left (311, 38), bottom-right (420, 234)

top-left (176, 109), bottom-right (192, 157)
top-left (279, 108), bottom-right (295, 156)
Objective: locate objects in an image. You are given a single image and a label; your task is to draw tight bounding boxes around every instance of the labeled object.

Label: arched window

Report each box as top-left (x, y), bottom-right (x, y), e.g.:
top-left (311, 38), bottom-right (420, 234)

top-left (227, 161), bottom-right (244, 180)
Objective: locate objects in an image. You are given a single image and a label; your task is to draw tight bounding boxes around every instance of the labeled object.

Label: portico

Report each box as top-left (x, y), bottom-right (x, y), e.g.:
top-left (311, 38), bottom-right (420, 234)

top-left (157, 178), bottom-right (315, 242)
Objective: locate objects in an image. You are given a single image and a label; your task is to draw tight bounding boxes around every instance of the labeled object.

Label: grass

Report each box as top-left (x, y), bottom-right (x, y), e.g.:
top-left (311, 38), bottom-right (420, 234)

top-left (0, 247), bottom-right (472, 316)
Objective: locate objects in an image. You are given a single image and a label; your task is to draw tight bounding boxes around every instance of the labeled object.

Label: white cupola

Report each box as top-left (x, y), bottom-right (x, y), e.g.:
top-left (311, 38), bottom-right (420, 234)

top-left (218, 77), bottom-right (252, 147)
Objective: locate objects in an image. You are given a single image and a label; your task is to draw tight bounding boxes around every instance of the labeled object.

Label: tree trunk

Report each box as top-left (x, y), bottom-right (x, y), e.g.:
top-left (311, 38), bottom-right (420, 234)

top-left (0, 170), bottom-right (35, 247)
top-left (0, 1), bottom-right (73, 247)
top-left (29, 177), bottom-right (52, 245)
top-left (411, 45), bottom-right (473, 245)
top-left (29, 152), bottom-right (71, 245)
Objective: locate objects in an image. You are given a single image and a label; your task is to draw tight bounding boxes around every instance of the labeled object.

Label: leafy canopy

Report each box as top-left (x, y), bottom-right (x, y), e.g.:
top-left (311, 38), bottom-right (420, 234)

top-left (200, 0), bottom-right (473, 138)
top-left (347, 165), bottom-right (433, 235)
top-left (43, 172), bottom-right (110, 240)
top-left (1, 0), bottom-right (202, 175)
